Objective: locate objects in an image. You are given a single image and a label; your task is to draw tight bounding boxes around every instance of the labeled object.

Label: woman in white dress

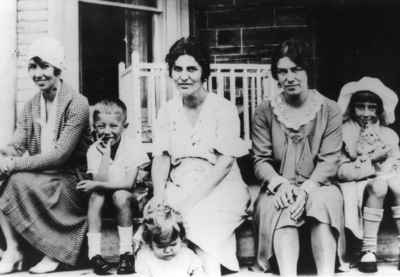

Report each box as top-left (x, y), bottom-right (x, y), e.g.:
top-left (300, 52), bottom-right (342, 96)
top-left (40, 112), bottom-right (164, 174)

top-left (151, 37), bottom-right (250, 276)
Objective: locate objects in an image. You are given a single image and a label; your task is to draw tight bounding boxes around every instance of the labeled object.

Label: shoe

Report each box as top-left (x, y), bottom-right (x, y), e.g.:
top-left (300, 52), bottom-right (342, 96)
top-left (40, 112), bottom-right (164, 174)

top-left (358, 251), bottom-right (378, 273)
top-left (117, 252), bottom-right (135, 275)
top-left (90, 255), bottom-right (112, 275)
top-left (29, 255), bottom-right (60, 274)
top-left (0, 250), bottom-right (23, 274)
top-left (398, 254), bottom-right (400, 271)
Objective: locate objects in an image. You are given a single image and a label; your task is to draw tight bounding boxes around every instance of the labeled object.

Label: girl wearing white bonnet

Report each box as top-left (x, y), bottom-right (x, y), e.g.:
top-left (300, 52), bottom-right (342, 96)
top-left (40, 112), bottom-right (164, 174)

top-left (0, 37), bottom-right (90, 274)
top-left (337, 76), bottom-right (400, 273)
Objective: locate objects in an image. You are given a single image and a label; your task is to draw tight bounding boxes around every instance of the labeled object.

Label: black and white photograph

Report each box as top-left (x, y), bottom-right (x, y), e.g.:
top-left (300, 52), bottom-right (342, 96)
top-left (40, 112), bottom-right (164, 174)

top-left (1, 0), bottom-right (400, 276)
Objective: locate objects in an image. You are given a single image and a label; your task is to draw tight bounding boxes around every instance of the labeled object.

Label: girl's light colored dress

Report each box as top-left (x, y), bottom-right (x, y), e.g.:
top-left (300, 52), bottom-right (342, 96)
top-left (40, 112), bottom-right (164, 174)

top-left (252, 90), bottom-right (346, 272)
top-left (153, 92), bottom-right (250, 271)
top-left (338, 121), bottom-right (400, 239)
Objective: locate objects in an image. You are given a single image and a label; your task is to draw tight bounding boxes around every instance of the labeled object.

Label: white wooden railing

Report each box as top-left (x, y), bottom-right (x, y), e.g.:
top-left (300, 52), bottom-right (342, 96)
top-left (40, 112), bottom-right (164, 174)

top-left (119, 52), bottom-right (278, 150)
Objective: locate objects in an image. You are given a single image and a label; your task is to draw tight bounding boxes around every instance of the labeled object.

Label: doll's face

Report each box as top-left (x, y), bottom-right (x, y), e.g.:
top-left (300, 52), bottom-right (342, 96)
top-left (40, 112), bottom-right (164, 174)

top-left (151, 237), bottom-right (183, 261)
top-left (354, 101), bottom-right (378, 127)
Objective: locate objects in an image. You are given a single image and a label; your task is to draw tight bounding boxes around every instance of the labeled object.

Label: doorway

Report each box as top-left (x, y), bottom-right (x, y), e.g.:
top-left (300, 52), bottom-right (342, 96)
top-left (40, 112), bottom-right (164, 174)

top-left (79, 2), bottom-right (125, 105)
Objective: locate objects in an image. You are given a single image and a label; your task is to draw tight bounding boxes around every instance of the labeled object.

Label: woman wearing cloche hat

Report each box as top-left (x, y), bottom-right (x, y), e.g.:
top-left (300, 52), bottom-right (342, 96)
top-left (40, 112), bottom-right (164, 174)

top-left (0, 36), bottom-right (90, 274)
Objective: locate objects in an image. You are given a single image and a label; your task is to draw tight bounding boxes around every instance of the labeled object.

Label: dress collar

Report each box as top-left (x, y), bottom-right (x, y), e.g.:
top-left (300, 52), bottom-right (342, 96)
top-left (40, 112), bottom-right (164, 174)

top-left (270, 89), bottom-right (324, 130)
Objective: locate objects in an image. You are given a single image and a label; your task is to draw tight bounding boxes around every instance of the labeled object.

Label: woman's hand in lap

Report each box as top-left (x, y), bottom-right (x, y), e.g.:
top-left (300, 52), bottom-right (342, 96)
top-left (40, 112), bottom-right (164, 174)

top-left (0, 156), bottom-right (15, 176)
top-left (273, 182), bottom-right (294, 210)
top-left (289, 187), bottom-right (308, 220)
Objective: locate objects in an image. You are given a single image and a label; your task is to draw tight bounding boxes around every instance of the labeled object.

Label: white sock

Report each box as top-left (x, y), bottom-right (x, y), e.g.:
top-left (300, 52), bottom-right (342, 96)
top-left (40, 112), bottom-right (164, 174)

top-left (361, 207), bottom-right (384, 253)
top-left (118, 226), bottom-right (133, 255)
top-left (87, 232), bottom-right (101, 259)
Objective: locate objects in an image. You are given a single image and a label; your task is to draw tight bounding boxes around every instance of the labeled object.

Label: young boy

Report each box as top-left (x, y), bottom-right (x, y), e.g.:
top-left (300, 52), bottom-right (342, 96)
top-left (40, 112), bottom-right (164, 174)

top-left (77, 99), bottom-right (149, 275)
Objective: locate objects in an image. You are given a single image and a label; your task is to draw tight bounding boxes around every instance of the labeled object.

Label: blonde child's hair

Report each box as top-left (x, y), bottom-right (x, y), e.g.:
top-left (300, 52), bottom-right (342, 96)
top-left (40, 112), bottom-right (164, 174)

top-left (92, 99), bottom-right (128, 124)
top-left (142, 201), bottom-right (186, 246)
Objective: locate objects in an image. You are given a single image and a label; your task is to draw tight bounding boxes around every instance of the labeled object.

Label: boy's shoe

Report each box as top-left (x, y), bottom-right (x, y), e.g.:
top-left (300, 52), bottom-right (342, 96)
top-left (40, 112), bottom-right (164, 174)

top-left (90, 255), bottom-right (112, 275)
top-left (358, 251), bottom-right (378, 273)
top-left (117, 252), bottom-right (135, 275)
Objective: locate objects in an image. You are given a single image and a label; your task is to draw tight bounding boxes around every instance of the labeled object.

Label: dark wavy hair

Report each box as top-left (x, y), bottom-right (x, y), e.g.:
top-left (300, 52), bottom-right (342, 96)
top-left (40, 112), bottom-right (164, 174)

top-left (271, 38), bottom-right (312, 81)
top-left (347, 91), bottom-right (385, 124)
top-left (165, 37), bottom-right (211, 82)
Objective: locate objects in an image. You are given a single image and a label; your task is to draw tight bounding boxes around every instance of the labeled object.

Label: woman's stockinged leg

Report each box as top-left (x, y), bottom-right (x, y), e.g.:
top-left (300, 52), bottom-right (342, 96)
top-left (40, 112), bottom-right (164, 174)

top-left (194, 246), bottom-right (221, 277)
top-left (310, 222), bottom-right (336, 276)
top-left (0, 211), bottom-right (23, 274)
top-left (0, 211), bottom-right (19, 251)
top-left (273, 226), bottom-right (299, 276)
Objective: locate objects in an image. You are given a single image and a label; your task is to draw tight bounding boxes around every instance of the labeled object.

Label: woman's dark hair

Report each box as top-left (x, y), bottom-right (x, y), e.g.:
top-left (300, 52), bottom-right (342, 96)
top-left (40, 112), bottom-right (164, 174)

top-left (271, 38), bottom-right (312, 81)
top-left (165, 37), bottom-right (211, 82)
top-left (348, 91), bottom-right (385, 124)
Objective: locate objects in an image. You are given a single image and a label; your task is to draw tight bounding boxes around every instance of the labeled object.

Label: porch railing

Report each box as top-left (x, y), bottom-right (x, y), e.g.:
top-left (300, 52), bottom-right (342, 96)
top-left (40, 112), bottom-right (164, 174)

top-left (119, 52), bottom-right (277, 150)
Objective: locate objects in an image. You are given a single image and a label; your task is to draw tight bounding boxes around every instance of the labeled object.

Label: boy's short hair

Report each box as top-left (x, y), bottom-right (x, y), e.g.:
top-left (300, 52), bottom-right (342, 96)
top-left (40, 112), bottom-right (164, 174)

top-left (92, 98), bottom-right (128, 124)
top-left (142, 201), bottom-right (186, 246)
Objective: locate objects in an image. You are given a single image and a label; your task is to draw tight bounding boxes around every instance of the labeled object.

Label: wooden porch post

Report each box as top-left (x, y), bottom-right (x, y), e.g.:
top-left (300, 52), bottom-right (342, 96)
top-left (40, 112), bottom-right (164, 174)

top-left (153, 0), bottom-right (189, 62)
top-left (0, 0), bottom-right (17, 147)
top-left (48, 0), bottom-right (80, 92)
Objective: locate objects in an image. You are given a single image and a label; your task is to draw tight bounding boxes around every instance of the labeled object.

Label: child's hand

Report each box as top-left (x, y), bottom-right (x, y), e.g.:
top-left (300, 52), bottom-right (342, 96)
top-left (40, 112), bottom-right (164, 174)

top-left (95, 136), bottom-right (112, 157)
top-left (76, 180), bottom-right (100, 192)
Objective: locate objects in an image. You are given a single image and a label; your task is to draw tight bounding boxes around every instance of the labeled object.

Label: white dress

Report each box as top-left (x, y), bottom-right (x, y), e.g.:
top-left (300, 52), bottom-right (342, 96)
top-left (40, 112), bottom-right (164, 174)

top-left (153, 93), bottom-right (250, 271)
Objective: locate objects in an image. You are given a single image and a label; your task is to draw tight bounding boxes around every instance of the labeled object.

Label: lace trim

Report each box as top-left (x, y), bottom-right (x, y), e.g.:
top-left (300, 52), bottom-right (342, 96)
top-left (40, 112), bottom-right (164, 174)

top-left (271, 90), bottom-right (324, 130)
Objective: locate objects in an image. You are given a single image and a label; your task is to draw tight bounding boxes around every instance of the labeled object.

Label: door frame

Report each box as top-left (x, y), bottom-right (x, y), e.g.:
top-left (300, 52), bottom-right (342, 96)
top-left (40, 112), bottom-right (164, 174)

top-left (48, 0), bottom-right (189, 93)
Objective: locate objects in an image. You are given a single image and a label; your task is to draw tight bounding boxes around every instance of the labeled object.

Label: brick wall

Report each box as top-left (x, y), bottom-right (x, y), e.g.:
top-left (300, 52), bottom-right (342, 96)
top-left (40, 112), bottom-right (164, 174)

top-left (190, 0), bottom-right (315, 65)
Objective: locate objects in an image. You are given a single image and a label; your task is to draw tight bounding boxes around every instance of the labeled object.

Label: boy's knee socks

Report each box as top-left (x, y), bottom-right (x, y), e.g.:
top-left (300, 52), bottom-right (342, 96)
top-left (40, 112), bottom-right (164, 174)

top-left (118, 226), bottom-right (133, 255)
top-left (87, 232), bottom-right (102, 259)
top-left (362, 207), bottom-right (384, 253)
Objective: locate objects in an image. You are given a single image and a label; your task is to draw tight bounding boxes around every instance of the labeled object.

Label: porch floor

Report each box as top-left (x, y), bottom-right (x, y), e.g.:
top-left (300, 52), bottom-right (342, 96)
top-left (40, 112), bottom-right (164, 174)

top-left (1, 263), bottom-right (399, 277)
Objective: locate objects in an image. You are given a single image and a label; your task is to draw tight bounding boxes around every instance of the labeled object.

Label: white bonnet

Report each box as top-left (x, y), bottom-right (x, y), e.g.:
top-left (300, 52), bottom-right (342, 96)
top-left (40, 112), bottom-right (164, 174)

top-left (27, 36), bottom-right (65, 70)
top-left (337, 76), bottom-right (398, 124)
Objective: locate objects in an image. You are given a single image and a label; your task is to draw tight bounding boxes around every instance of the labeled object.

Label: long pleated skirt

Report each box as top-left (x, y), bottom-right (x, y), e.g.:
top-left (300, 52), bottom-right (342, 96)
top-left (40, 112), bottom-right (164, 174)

top-left (254, 185), bottom-right (347, 272)
top-left (0, 171), bottom-right (88, 265)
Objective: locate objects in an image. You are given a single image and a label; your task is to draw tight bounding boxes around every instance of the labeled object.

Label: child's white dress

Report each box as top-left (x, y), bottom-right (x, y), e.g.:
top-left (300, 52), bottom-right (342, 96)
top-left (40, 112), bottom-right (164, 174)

top-left (135, 245), bottom-right (205, 277)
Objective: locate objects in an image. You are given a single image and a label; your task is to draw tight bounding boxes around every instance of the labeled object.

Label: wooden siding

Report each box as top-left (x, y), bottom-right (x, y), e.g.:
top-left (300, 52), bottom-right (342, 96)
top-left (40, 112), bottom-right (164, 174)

top-left (16, 0), bottom-right (49, 115)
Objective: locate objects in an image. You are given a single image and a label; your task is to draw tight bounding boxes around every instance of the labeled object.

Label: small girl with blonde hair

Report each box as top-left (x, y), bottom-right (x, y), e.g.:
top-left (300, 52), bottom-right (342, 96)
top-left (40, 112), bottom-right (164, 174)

top-left (135, 201), bottom-right (207, 277)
